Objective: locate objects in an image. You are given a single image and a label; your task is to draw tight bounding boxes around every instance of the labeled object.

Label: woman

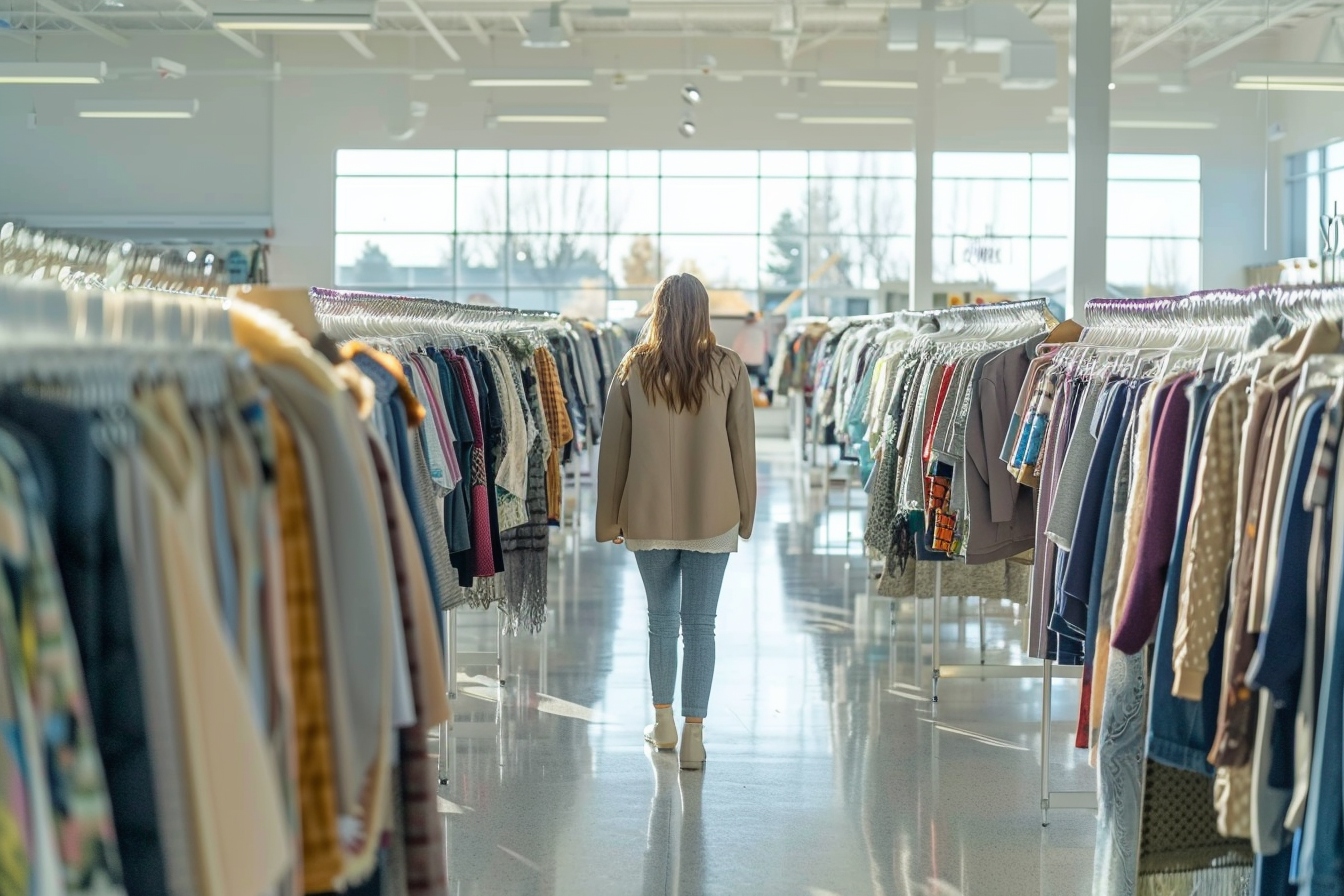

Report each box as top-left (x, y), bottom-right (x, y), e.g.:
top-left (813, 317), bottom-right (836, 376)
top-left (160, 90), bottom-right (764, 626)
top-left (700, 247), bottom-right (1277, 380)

top-left (732, 310), bottom-right (773, 401)
top-left (596, 273), bottom-right (757, 771)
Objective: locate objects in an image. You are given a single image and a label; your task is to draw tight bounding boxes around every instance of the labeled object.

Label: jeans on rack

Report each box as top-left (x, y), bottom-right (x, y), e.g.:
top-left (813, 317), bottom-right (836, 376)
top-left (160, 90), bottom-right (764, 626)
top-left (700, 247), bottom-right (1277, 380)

top-left (1296, 480), bottom-right (1344, 896)
top-left (634, 550), bottom-right (731, 719)
top-left (1053, 382), bottom-right (1130, 645)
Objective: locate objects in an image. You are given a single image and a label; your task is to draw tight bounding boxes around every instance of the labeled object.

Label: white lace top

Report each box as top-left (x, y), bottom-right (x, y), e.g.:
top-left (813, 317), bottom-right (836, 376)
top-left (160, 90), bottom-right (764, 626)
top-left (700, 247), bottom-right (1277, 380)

top-left (624, 525), bottom-right (739, 554)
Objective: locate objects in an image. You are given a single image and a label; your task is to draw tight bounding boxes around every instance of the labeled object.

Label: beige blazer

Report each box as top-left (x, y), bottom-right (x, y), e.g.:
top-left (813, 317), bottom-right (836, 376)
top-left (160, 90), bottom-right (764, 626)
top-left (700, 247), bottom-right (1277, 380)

top-left (596, 347), bottom-right (757, 543)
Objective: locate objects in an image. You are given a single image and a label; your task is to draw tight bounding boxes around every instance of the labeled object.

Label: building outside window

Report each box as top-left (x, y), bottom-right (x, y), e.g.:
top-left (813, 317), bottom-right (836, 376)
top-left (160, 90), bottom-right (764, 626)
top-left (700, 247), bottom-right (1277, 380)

top-left (335, 148), bottom-right (1200, 318)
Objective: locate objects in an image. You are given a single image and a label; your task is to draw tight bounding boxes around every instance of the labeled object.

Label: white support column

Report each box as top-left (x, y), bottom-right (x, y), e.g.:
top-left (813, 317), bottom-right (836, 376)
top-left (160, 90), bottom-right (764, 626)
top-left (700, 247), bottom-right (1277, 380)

top-left (910, 0), bottom-right (937, 311)
top-left (1068, 0), bottom-right (1111, 320)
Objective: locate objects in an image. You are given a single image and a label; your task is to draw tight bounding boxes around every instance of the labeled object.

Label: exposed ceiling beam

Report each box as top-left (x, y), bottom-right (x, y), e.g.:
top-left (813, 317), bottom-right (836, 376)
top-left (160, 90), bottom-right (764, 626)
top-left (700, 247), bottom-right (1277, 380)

top-left (1185, 0), bottom-right (1322, 70)
top-left (1115, 0), bottom-right (1230, 68)
top-left (464, 13), bottom-right (491, 45)
top-left (33, 0), bottom-right (127, 45)
top-left (402, 0), bottom-right (462, 61)
top-left (340, 30), bottom-right (376, 59)
top-left (794, 25), bottom-right (842, 56)
top-left (215, 25), bottom-right (266, 58)
top-left (174, 0), bottom-right (264, 58)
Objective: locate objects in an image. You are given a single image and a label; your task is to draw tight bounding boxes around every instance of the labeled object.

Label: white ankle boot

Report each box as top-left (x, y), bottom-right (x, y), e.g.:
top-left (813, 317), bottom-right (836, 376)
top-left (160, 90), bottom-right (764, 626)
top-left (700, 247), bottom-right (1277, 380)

top-left (679, 722), bottom-right (706, 771)
top-left (644, 706), bottom-right (677, 750)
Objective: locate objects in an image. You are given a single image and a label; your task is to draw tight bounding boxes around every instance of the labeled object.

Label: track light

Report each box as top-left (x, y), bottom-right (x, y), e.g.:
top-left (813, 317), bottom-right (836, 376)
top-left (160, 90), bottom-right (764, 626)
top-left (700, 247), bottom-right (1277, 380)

top-left (678, 114), bottom-right (697, 138)
top-left (681, 82), bottom-right (702, 104)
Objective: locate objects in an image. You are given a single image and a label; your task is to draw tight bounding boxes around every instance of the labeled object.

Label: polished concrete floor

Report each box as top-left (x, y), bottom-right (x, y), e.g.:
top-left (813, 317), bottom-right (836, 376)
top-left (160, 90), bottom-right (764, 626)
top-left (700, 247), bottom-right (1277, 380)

top-left (437, 439), bottom-right (1097, 896)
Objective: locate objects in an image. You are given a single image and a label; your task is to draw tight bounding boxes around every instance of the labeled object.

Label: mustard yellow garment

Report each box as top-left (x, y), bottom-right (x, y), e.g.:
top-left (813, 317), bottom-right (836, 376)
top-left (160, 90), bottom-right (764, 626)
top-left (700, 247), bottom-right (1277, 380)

top-left (133, 388), bottom-right (291, 896)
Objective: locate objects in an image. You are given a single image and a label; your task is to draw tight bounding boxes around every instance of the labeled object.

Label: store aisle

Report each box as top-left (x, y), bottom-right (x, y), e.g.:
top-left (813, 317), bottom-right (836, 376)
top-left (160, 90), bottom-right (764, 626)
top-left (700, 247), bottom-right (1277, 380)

top-left (438, 439), bottom-right (1096, 896)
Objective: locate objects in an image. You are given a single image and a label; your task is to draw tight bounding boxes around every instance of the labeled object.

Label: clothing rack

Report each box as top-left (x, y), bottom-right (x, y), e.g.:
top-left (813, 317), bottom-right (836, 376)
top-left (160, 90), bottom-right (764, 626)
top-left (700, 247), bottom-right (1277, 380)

top-left (804, 299), bottom-right (1058, 699)
top-left (1, 220), bottom-right (230, 295)
top-left (1035, 285), bottom-right (1344, 835)
top-left (307, 287), bottom-right (630, 789)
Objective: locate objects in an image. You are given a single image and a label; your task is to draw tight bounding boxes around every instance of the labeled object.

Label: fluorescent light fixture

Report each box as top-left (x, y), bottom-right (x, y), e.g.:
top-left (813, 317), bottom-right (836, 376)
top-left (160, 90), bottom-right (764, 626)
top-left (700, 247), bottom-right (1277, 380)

top-left (0, 62), bottom-right (106, 84)
top-left (819, 78), bottom-right (918, 89)
top-left (1234, 80), bottom-right (1344, 92)
top-left (212, 0), bottom-right (375, 31)
top-left (1233, 62), bottom-right (1344, 92)
top-left (468, 70), bottom-right (593, 87)
top-left (799, 115), bottom-right (912, 125)
top-left (77, 99), bottom-right (199, 119)
top-left (495, 114), bottom-right (606, 123)
top-left (215, 15), bottom-right (373, 30)
top-left (492, 106), bottom-right (607, 124)
top-left (1111, 119), bottom-right (1216, 130)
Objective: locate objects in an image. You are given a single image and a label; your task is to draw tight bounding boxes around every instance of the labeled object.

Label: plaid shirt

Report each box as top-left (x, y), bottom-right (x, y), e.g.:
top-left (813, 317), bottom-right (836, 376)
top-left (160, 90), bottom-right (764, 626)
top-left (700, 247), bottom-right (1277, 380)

top-left (269, 406), bottom-right (344, 893)
top-left (534, 347), bottom-right (575, 524)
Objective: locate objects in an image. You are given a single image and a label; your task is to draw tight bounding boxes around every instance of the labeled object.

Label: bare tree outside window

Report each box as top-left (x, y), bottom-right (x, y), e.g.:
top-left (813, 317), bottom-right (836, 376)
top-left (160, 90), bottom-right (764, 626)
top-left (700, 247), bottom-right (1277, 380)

top-left (622, 235), bottom-right (661, 286)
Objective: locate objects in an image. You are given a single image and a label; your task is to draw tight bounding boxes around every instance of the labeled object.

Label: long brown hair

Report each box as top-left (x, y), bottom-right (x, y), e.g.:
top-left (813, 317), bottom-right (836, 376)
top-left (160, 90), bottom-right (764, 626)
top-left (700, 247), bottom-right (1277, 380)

top-left (617, 272), bottom-right (724, 413)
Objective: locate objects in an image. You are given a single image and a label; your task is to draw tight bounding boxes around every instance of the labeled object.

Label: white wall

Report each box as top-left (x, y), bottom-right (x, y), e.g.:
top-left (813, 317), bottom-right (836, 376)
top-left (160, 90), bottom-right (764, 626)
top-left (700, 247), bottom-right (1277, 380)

top-left (0, 32), bottom-right (1283, 292)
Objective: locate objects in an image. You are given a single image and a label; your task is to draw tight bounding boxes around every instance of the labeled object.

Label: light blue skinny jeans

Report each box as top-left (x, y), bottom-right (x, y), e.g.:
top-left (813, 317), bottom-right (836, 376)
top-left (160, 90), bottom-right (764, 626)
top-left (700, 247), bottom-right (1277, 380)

top-left (633, 550), bottom-right (731, 719)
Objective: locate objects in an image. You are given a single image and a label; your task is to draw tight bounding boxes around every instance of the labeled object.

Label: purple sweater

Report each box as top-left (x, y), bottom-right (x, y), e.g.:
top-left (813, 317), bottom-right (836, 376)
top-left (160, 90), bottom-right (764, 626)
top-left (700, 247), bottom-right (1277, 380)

top-left (1111, 375), bottom-right (1194, 655)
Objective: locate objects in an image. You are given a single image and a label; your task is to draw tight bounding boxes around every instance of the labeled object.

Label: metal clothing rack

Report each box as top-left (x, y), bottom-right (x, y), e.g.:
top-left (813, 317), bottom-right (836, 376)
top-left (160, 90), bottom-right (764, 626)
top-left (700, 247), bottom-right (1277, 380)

top-left (1, 220), bottom-right (230, 295)
top-left (307, 287), bottom-right (583, 787)
top-left (909, 301), bottom-right (1058, 703)
top-left (1033, 285), bottom-right (1344, 824)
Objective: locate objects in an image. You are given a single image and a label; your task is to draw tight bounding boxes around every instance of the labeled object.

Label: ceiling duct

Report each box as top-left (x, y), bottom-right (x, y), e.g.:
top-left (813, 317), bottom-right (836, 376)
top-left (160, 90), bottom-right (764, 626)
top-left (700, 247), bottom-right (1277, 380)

top-left (591, 0), bottom-right (630, 16)
top-left (211, 0), bottom-right (376, 31)
top-left (522, 4), bottom-right (569, 48)
top-left (887, 2), bottom-right (1058, 90)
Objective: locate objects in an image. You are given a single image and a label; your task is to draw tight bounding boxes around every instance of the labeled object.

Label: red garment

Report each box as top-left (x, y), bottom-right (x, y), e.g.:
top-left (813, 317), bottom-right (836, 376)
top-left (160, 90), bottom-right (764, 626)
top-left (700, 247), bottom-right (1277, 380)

top-left (447, 355), bottom-right (497, 579)
top-left (923, 365), bottom-right (956, 466)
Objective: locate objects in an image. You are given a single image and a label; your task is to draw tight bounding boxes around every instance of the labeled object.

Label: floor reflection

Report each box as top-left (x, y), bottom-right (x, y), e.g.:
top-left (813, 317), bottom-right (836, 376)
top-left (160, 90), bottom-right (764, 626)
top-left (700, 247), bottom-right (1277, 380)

top-left (440, 440), bottom-right (1096, 896)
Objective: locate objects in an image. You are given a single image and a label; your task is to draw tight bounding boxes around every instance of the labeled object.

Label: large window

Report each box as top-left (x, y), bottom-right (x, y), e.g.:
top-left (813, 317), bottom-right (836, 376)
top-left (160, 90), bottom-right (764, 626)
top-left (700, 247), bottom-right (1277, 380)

top-left (335, 149), bottom-right (913, 317)
top-left (1287, 142), bottom-right (1344, 262)
top-left (335, 149), bottom-right (1200, 317)
top-left (934, 151), bottom-right (1201, 305)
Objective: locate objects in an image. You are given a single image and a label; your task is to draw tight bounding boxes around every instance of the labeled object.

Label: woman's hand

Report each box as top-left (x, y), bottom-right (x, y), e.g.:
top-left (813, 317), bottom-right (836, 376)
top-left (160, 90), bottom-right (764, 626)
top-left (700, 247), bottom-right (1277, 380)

top-left (613, 535), bottom-right (625, 545)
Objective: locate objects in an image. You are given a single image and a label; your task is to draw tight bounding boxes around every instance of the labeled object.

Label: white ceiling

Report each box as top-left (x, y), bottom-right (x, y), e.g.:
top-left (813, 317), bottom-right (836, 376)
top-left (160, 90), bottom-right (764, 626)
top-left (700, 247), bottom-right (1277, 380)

top-left (3, 0), bottom-right (1339, 76)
